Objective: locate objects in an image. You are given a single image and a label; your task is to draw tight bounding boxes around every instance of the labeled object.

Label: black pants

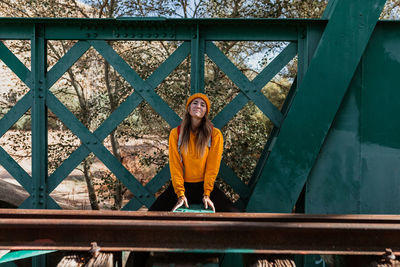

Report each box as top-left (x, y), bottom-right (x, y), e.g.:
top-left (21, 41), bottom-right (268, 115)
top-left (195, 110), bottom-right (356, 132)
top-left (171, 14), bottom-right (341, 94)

top-left (149, 182), bottom-right (239, 212)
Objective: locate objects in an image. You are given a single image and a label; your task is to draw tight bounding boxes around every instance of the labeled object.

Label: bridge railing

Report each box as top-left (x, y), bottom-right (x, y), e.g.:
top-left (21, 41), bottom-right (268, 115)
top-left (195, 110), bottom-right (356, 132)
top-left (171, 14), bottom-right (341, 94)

top-left (0, 18), bottom-right (321, 210)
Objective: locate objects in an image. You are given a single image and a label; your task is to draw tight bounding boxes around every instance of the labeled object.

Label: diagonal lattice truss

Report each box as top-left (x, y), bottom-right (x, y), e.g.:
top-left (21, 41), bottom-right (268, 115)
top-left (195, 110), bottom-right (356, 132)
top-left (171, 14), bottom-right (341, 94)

top-left (0, 20), bottom-right (298, 210)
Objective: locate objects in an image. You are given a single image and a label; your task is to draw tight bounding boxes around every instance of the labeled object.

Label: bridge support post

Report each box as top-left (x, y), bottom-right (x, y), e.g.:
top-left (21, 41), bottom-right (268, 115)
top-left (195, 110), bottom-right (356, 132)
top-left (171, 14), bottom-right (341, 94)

top-left (31, 23), bottom-right (48, 267)
top-left (191, 24), bottom-right (205, 93)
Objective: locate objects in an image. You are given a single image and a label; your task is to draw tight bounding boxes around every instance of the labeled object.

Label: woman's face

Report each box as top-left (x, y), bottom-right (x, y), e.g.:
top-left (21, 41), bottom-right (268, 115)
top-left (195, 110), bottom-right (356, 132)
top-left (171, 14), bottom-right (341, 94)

top-left (189, 98), bottom-right (207, 119)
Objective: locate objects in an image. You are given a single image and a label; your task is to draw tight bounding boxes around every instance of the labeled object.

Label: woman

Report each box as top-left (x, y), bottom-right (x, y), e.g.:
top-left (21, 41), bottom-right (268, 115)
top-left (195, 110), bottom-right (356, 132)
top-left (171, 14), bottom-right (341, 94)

top-left (149, 93), bottom-right (236, 212)
top-left (131, 93), bottom-right (236, 266)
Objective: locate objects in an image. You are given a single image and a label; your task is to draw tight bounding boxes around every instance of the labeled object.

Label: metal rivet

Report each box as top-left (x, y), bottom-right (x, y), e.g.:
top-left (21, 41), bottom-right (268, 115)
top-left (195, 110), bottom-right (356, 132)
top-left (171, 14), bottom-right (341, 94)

top-left (39, 200), bottom-right (44, 204)
top-left (162, 33), bottom-right (167, 37)
top-left (87, 33), bottom-right (91, 38)
top-left (93, 141), bottom-right (98, 145)
top-left (146, 194), bottom-right (150, 198)
top-left (39, 193), bottom-right (44, 197)
top-left (124, 33), bottom-right (128, 37)
top-left (147, 33), bottom-right (151, 38)
top-left (131, 33), bottom-right (135, 38)
top-left (116, 33), bottom-right (120, 37)
top-left (39, 185), bottom-right (44, 190)
top-left (93, 33), bottom-right (98, 37)
top-left (138, 194), bottom-right (143, 198)
top-left (154, 33), bottom-right (159, 38)
top-left (138, 34), bottom-right (143, 38)
top-left (170, 34), bottom-right (174, 38)
top-left (86, 141), bottom-right (90, 145)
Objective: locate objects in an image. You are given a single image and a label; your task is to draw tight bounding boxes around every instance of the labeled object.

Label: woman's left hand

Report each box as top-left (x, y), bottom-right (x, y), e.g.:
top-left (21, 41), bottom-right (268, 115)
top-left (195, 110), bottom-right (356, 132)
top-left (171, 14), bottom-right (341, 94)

top-left (202, 195), bottom-right (215, 212)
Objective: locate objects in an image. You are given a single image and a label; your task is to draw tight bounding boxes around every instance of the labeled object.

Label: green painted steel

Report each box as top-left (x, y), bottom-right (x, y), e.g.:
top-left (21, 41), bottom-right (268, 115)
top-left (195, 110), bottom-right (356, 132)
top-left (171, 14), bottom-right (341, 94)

top-left (191, 24), bottom-right (205, 93)
top-left (4, 4), bottom-right (400, 267)
top-left (206, 41), bottom-right (284, 127)
top-left (306, 23), bottom-right (400, 215)
top-left (0, 17), bottom-right (310, 212)
top-left (0, 42), bottom-right (32, 85)
top-left (0, 251), bottom-right (55, 264)
top-left (212, 42), bottom-right (297, 129)
top-left (246, 0), bottom-right (387, 213)
top-left (31, 24), bottom-right (48, 209)
top-left (46, 91), bottom-right (155, 207)
top-left (90, 40), bottom-right (182, 127)
top-left (0, 18), bottom-right (317, 41)
top-left (0, 1), bottom-right (398, 229)
top-left (358, 25), bottom-right (400, 214)
top-left (47, 41), bottom-right (91, 88)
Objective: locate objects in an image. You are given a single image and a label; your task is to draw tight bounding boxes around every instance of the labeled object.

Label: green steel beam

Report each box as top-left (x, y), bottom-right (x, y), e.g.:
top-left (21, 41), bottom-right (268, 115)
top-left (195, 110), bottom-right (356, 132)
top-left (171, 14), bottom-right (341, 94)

top-left (47, 42), bottom-right (189, 201)
top-left (31, 24), bottom-right (48, 267)
top-left (47, 41), bottom-right (91, 88)
top-left (0, 92), bottom-right (32, 138)
top-left (252, 43), bottom-right (298, 89)
top-left (19, 193), bottom-right (61, 209)
top-left (0, 147), bottom-right (32, 193)
top-left (46, 92), bottom-right (141, 192)
top-left (31, 24), bottom-right (48, 210)
top-left (0, 23), bottom-right (32, 39)
top-left (0, 250), bottom-right (55, 264)
top-left (145, 41), bottom-right (191, 92)
top-left (0, 41), bottom-right (32, 87)
top-left (212, 42), bottom-right (297, 129)
top-left (322, 0), bottom-right (340, 19)
top-left (89, 40), bottom-right (183, 127)
top-left (297, 27), bottom-right (307, 86)
top-left (248, 25), bottom-right (323, 191)
top-left (212, 92), bottom-right (248, 129)
top-left (202, 23), bottom-right (299, 41)
top-left (144, 164), bottom-right (171, 195)
top-left (247, 0), bottom-right (387, 213)
top-left (0, 19), bottom-right (323, 41)
top-left (123, 164), bottom-right (171, 210)
top-left (219, 162), bottom-right (250, 200)
top-left (191, 24), bottom-right (205, 93)
top-left (206, 41), bottom-right (284, 127)
top-left (0, 43), bottom-right (35, 195)
top-left (0, 92), bottom-right (33, 192)
top-left (46, 91), bottom-right (155, 207)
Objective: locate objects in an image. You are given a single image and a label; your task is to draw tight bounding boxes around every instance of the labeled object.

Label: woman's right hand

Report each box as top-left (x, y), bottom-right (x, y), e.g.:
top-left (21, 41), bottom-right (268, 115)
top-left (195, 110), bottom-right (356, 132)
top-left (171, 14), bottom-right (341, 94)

top-left (172, 196), bottom-right (189, 212)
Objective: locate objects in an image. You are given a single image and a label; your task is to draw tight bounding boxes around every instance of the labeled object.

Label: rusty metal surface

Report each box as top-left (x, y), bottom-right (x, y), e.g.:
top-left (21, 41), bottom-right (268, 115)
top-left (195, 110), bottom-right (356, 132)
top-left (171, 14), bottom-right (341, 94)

top-left (0, 209), bottom-right (400, 255)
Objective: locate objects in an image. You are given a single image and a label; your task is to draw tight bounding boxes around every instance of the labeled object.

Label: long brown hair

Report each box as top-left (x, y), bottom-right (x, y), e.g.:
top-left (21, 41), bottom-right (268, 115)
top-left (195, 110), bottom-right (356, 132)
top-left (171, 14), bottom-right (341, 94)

top-left (179, 109), bottom-right (213, 157)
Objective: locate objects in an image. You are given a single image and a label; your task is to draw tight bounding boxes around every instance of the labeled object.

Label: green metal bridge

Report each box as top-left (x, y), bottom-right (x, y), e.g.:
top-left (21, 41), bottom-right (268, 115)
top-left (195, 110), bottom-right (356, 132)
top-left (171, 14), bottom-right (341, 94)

top-left (1, 0), bottom-right (399, 265)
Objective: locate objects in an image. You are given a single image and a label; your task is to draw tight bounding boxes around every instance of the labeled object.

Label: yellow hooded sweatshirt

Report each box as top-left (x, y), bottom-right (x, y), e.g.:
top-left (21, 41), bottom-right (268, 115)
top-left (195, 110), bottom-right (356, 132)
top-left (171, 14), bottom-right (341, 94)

top-left (169, 127), bottom-right (224, 197)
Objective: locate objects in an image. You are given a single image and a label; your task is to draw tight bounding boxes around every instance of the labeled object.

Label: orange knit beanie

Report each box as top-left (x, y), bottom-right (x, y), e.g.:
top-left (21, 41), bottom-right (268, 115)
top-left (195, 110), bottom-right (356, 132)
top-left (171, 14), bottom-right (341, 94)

top-left (185, 93), bottom-right (210, 115)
